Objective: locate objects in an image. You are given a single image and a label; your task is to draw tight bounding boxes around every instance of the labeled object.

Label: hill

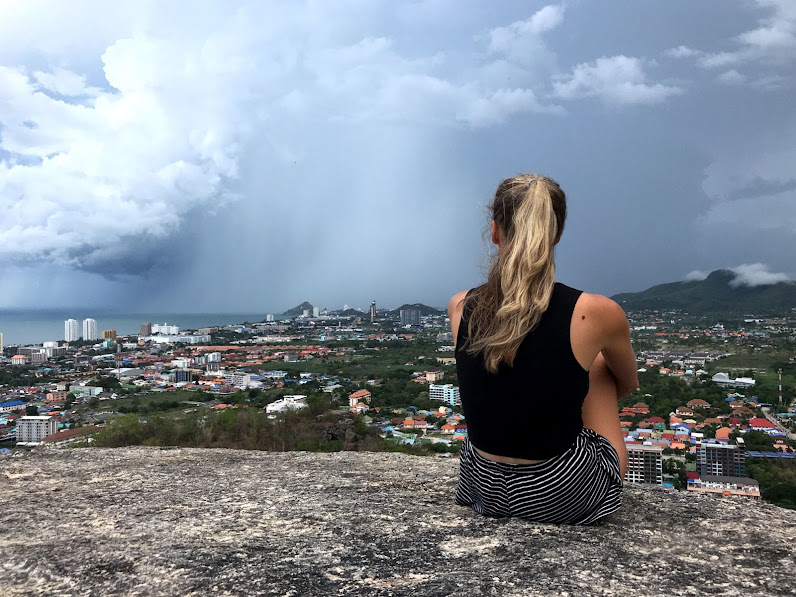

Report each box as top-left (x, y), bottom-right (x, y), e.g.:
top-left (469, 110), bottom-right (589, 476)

top-left (282, 301), bottom-right (314, 316)
top-left (388, 303), bottom-right (443, 316)
top-left (2, 447), bottom-right (794, 596)
top-left (612, 269), bottom-right (796, 314)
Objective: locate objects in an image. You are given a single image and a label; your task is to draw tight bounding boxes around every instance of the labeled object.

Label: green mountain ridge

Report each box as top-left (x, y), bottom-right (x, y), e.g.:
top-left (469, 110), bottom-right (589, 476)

top-left (388, 303), bottom-right (443, 316)
top-left (611, 269), bottom-right (796, 314)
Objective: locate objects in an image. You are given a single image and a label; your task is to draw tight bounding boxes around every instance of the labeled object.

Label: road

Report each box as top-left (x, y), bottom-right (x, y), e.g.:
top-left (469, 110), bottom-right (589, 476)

top-left (761, 406), bottom-right (796, 441)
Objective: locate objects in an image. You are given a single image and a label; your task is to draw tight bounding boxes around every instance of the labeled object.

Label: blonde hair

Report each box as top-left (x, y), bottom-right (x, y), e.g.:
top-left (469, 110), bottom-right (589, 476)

top-left (462, 173), bottom-right (567, 374)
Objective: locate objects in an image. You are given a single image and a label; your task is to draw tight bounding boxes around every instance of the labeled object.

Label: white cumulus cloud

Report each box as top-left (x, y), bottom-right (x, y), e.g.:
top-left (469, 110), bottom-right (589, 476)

top-left (552, 55), bottom-right (683, 105)
top-left (698, 0), bottom-right (796, 69)
top-left (729, 263), bottom-right (792, 287)
top-left (663, 45), bottom-right (701, 59)
top-left (684, 270), bottom-right (708, 281)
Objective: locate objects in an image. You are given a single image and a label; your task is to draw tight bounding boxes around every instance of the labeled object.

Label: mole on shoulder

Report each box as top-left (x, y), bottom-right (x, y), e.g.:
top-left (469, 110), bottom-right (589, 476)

top-left (581, 315), bottom-right (586, 320)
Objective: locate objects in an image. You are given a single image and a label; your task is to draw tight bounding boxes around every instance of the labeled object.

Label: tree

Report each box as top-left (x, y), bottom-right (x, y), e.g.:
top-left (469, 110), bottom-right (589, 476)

top-left (25, 404), bottom-right (38, 416)
top-left (88, 396), bottom-right (100, 409)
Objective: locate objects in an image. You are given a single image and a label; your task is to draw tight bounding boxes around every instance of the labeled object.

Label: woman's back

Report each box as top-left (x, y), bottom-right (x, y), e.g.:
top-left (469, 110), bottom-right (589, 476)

top-left (455, 282), bottom-right (589, 460)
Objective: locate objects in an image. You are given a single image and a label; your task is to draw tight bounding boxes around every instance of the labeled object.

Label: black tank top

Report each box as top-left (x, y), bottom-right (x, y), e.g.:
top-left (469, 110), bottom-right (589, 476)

top-left (455, 282), bottom-right (590, 460)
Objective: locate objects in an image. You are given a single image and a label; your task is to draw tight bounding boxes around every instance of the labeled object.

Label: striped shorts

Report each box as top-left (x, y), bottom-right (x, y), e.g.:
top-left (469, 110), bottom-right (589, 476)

top-left (455, 427), bottom-right (623, 525)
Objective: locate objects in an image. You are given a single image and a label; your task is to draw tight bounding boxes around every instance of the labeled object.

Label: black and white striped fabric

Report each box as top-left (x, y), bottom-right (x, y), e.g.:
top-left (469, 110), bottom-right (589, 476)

top-left (455, 427), bottom-right (623, 525)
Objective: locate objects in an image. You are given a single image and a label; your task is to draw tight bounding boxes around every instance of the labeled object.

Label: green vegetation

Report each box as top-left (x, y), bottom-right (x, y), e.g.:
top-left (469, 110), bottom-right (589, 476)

top-left (86, 404), bottom-right (449, 456)
top-left (613, 269), bottom-right (796, 314)
top-left (745, 459), bottom-right (796, 510)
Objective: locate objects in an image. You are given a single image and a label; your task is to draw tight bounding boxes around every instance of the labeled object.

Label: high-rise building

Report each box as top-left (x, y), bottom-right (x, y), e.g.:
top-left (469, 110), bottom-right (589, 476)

top-left (400, 309), bottom-right (421, 326)
top-left (625, 445), bottom-right (663, 485)
top-left (312, 307), bottom-right (320, 318)
top-left (102, 329), bottom-right (117, 339)
top-left (370, 301), bottom-right (376, 322)
top-left (64, 319), bottom-right (80, 342)
top-left (0, 331), bottom-right (3, 354)
top-left (139, 323), bottom-right (152, 336)
top-left (82, 318), bottom-right (98, 341)
top-left (16, 415), bottom-right (58, 446)
top-left (173, 369), bottom-right (194, 383)
top-left (697, 441), bottom-right (746, 477)
top-left (266, 314), bottom-right (274, 322)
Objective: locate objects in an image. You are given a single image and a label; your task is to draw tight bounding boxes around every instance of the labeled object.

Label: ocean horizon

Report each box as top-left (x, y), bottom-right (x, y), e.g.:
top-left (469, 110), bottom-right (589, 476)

top-left (0, 309), bottom-right (287, 346)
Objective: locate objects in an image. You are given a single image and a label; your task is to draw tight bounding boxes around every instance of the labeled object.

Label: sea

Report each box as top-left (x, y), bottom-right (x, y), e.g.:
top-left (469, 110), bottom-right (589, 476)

top-left (0, 309), bottom-right (286, 346)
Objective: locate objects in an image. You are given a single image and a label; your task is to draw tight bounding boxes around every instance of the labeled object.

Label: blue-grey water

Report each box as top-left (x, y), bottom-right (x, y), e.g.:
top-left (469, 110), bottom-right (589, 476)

top-left (0, 309), bottom-right (286, 346)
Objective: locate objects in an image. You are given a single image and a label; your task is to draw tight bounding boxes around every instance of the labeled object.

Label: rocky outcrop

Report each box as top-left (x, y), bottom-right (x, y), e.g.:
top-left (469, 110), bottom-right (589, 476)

top-left (1, 447), bottom-right (794, 596)
top-left (282, 301), bottom-right (314, 316)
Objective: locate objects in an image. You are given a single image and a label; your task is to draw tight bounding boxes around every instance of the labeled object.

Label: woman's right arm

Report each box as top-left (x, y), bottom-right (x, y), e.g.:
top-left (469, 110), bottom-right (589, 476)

top-left (448, 290), bottom-right (468, 349)
top-left (596, 297), bottom-right (639, 398)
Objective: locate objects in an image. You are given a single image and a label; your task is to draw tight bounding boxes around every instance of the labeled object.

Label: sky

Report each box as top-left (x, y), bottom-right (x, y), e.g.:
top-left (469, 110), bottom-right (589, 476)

top-left (0, 0), bottom-right (794, 313)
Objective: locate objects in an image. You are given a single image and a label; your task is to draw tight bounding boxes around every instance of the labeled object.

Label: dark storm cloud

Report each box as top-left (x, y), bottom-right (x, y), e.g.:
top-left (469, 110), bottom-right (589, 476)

top-left (0, 0), bottom-right (794, 309)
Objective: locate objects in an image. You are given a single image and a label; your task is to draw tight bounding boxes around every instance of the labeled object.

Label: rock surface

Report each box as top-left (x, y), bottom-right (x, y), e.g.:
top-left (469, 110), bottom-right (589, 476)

top-left (1, 447), bottom-right (794, 596)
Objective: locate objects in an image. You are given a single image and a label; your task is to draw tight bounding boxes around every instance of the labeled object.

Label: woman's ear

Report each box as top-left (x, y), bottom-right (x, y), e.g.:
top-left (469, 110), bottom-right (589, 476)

top-left (491, 220), bottom-right (500, 247)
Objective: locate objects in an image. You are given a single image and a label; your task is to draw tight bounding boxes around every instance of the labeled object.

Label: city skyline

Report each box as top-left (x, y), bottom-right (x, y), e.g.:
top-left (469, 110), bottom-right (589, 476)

top-left (0, 1), bottom-right (794, 312)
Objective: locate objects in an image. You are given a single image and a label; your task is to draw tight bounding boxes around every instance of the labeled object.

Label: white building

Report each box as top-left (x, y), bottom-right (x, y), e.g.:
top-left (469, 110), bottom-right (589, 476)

top-left (687, 475), bottom-right (761, 499)
top-left (228, 372), bottom-right (252, 388)
top-left (266, 395), bottom-right (308, 415)
top-left (82, 318), bottom-right (98, 341)
top-left (141, 334), bottom-right (210, 344)
top-left (429, 383), bottom-right (461, 406)
top-left (17, 347), bottom-right (47, 364)
top-left (16, 415), bottom-right (58, 446)
top-left (0, 331), bottom-right (3, 353)
top-left (266, 314), bottom-right (275, 322)
top-left (625, 445), bottom-right (663, 485)
top-left (206, 352), bottom-right (222, 363)
top-left (64, 319), bottom-right (80, 342)
top-left (69, 384), bottom-right (104, 397)
top-left (262, 370), bottom-right (288, 379)
top-left (152, 323), bottom-right (180, 335)
top-left (171, 358), bottom-right (192, 369)
top-left (712, 372), bottom-right (756, 388)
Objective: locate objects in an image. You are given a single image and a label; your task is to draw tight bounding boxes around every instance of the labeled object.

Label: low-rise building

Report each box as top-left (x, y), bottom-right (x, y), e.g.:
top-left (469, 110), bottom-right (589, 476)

top-left (687, 475), bottom-right (761, 499)
top-left (265, 395), bottom-right (308, 415)
top-left (429, 384), bottom-right (461, 406)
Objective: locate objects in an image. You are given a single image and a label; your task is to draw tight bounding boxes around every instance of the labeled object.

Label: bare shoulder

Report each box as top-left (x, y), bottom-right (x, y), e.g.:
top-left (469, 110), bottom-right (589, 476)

top-left (576, 292), bottom-right (629, 329)
top-left (447, 290), bottom-right (469, 319)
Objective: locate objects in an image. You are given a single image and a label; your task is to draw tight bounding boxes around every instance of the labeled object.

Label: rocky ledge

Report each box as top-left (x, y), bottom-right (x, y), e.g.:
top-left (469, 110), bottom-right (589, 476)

top-left (1, 447), bottom-right (794, 597)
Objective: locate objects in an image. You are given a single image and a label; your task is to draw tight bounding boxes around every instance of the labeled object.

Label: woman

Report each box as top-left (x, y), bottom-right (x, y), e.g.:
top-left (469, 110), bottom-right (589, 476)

top-left (448, 173), bottom-right (638, 525)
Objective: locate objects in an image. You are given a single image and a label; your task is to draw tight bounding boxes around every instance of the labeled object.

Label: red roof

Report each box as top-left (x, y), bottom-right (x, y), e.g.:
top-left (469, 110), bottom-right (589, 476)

top-left (748, 417), bottom-right (775, 428)
top-left (349, 390), bottom-right (371, 399)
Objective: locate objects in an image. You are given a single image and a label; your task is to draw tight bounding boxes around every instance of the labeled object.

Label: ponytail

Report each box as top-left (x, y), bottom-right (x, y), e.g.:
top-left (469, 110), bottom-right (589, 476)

top-left (463, 174), bottom-right (566, 374)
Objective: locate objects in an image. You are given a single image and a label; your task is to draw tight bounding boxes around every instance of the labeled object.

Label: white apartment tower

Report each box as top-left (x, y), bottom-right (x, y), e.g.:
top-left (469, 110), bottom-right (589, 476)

top-left (0, 331), bottom-right (3, 354)
top-left (16, 415), bottom-right (58, 445)
top-left (82, 318), bottom-right (98, 341)
top-left (625, 445), bottom-right (663, 485)
top-left (64, 319), bottom-right (80, 342)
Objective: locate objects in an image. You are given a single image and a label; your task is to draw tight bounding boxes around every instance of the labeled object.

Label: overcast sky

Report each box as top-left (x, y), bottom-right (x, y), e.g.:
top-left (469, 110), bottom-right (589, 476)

top-left (1, 0), bottom-right (794, 312)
